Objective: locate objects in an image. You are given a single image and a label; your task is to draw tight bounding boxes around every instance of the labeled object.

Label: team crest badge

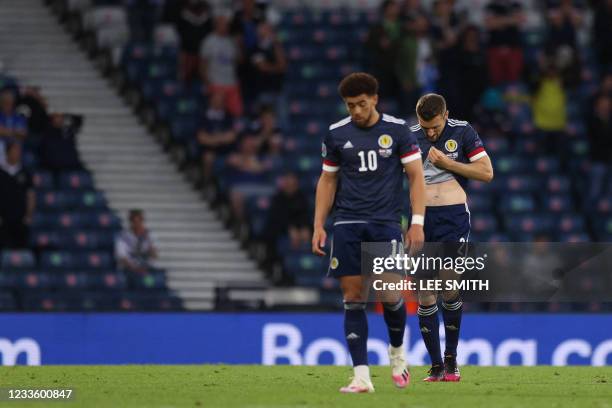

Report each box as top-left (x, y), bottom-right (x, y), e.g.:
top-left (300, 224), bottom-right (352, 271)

top-left (378, 134), bottom-right (393, 149)
top-left (445, 139), bottom-right (458, 152)
top-left (321, 142), bottom-right (327, 157)
top-left (330, 257), bottom-right (339, 269)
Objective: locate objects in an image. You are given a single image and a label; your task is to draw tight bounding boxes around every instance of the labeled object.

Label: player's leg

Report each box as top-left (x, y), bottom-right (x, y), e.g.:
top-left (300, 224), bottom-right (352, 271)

top-left (419, 209), bottom-right (444, 381)
top-left (329, 224), bottom-right (374, 393)
top-left (440, 276), bottom-right (462, 382)
top-left (418, 290), bottom-right (444, 381)
top-left (367, 223), bottom-right (410, 388)
top-left (438, 204), bottom-right (471, 382)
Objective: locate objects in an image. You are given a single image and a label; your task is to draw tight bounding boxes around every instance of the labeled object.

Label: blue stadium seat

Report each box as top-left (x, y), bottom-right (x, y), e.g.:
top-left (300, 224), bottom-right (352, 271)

top-left (555, 213), bottom-right (586, 233)
top-left (467, 193), bottom-right (493, 212)
top-left (534, 157), bottom-right (561, 173)
top-left (32, 171), bottom-right (54, 189)
top-left (246, 196), bottom-right (271, 239)
top-left (67, 231), bottom-right (114, 250)
top-left (504, 214), bottom-right (555, 235)
top-left (499, 193), bottom-right (536, 213)
top-left (541, 194), bottom-right (574, 212)
top-left (0, 291), bottom-right (16, 310)
top-left (30, 230), bottom-right (65, 250)
top-left (494, 156), bottom-right (532, 174)
top-left (17, 271), bottom-right (53, 290)
top-left (504, 175), bottom-right (543, 192)
top-left (37, 191), bottom-right (75, 211)
top-left (1, 250), bottom-right (35, 270)
top-left (483, 137), bottom-right (509, 155)
top-left (0, 272), bottom-right (17, 289)
top-left (87, 271), bottom-right (127, 290)
top-left (59, 171), bottom-right (94, 190)
top-left (470, 214), bottom-right (499, 233)
top-left (557, 232), bottom-right (591, 242)
top-left (40, 251), bottom-right (76, 270)
top-left (170, 115), bottom-right (199, 144)
top-left (119, 292), bottom-right (183, 311)
top-left (128, 270), bottom-right (167, 290)
top-left (546, 175), bottom-right (571, 193)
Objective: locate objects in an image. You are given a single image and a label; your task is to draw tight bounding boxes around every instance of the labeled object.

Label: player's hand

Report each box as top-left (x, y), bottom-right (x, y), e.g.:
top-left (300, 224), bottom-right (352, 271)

top-left (404, 225), bottom-right (424, 255)
top-left (311, 227), bottom-right (327, 256)
top-left (428, 147), bottom-right (451, 169)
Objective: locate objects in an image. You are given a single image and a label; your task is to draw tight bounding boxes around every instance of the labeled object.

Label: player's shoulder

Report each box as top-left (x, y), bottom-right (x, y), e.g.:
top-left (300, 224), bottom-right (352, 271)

top-left (329, 116), bottom-right (352, 132)
top-left (381, 113), bottom-right (406, 126)
top-left (447, 118), bottom-right (477, 137)
top-left (447, 118), bottom-right (470, 128)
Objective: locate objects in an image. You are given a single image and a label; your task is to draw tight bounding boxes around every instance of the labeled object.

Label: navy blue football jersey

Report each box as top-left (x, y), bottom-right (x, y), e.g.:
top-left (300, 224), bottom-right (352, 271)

top-left (322, 113), bottom-right (421, 224)
top-left (410, 118), bottom-right (487, 189)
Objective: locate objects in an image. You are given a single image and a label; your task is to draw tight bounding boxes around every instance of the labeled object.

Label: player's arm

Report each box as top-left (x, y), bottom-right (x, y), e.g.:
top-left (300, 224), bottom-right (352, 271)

top-left (312, 169), bottom-right (338, 256)
top-left (428, 147), bottom-right (494, 182)
top-left (403, 159), bottom-right (425, 252)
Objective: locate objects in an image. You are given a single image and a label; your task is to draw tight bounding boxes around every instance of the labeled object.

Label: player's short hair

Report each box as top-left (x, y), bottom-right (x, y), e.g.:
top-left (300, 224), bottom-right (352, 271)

top-left (416, 93), bottom-right (447, 121)
top-left (338, 72), bottom-right (379, 98)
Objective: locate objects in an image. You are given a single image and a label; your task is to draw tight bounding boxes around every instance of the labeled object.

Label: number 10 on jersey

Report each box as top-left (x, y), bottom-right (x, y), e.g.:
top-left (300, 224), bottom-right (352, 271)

top-left (358, 150), bottom-right (378, 172)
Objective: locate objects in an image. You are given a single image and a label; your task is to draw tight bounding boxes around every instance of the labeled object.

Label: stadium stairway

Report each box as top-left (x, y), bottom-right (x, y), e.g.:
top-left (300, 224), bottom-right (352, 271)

top-left (0, 0), bottom-right (265, 310)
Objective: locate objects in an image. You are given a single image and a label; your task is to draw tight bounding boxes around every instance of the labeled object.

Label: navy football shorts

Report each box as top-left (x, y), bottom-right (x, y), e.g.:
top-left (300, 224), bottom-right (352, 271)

top-left (421, 203), bottom-right (471, 273)
top-left (327, 222), bottom-right (403, 278)
top-left (424, 203), bottom-right (471, 243)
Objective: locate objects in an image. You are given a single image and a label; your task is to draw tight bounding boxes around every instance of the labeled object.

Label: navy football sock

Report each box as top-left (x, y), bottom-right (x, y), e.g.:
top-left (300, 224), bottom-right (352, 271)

top-left (383, 298), bottom-right (406, 348)
top-left (344, 302), bottom-right (368, 367)
top-left (442, 296), bottom-right (463, 357)
top-left (418, 303), bottom-right (442, 366)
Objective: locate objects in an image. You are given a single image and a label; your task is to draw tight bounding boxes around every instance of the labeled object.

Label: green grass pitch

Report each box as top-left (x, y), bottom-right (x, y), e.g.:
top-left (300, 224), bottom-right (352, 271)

top-left (0, 365), bottom-right (610, 408)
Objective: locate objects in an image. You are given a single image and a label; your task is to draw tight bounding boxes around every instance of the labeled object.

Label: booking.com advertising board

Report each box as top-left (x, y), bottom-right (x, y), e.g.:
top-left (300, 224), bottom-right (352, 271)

top-left (0, 313), bottom-right (610, 366)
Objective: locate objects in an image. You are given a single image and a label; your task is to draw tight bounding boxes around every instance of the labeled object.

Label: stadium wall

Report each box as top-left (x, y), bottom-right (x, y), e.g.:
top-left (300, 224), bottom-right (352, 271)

top-left (0, 313), bottom-right (610, 366)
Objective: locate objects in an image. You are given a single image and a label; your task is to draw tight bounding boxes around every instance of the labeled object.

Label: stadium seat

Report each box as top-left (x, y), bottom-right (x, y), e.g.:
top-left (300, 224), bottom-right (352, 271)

top-left (504, 214), bottom-right (555, 235)
top-left (499, 193), bottom-right (536, 213)
top-left (470, 214), bottom-right (499, 233)
top-left (494, 156), bottom-right (532, 174)
top-left (1, 250), bottom-right (36, 270)
top-left (128, 270), bottom-right (167, 290)
top-left (541, 194), bottom-right (574, 213)
top-left (32, 170), bottom-right (54, 189)
top-left (59, 171), bottom-right (94, 190)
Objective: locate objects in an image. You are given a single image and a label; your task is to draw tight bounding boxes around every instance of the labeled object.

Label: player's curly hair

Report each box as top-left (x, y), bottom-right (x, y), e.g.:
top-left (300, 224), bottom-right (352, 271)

top-left (416, 93), bottom-right (447, 121)
top-left (338, 72), bottom-right (379, 98)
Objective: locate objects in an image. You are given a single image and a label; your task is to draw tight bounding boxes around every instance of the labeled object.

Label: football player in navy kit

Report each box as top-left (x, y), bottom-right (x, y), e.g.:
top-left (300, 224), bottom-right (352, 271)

top-left (410, 93), bottom-right (494, 382)
top-left (312, 73), bottom-right (426, 393)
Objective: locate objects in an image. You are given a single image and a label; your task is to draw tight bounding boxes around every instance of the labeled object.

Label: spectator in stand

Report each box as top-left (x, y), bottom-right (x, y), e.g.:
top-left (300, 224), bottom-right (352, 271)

top-left (587, 93), bottom-right (612, 202)
top-left (266, 172), bottom-right (311, 254)
top-left (0, 142), bottom-right (35, 248)
top-left (15, 86), bottom-right (49, 135)
top-left (115, 209), bottom-right (160, 275)
top-left (251, 22), bottom-right (287, 124)
top-left (484, 0), bottom-right (525, 84)
top-left (431, 0), bottom-right (462, 113)
top-left (226, 135), bottom-right (274, 220)
top-left (249, 105), bottom-right (283, 157)
top-left (0, 89), bottom-right (27, 165)
top-left (544, 0), bottom-right (584, 87)
top-left (126, 0), bottom-right (163, 42)
top-left (592, 0), bottom-right (612, 71)
top-left (174, 0), bottom-right (213, 83)
top-left (231, 0), bottom-right (267, 106)
top-left (395, 0), bottom-right (429, 114)
top-left (200, 13), bottom-right (243, 117)
top-left (531, 60), bottom-right (567, 150)
top-left (196, 92), bottom-right (238, 184)
top-left (454, 25), bottom-right (488, 121)
top-left (39, 113), bottom-right (85, 176)
top-left (365, 1), bottom-right (403, 105)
